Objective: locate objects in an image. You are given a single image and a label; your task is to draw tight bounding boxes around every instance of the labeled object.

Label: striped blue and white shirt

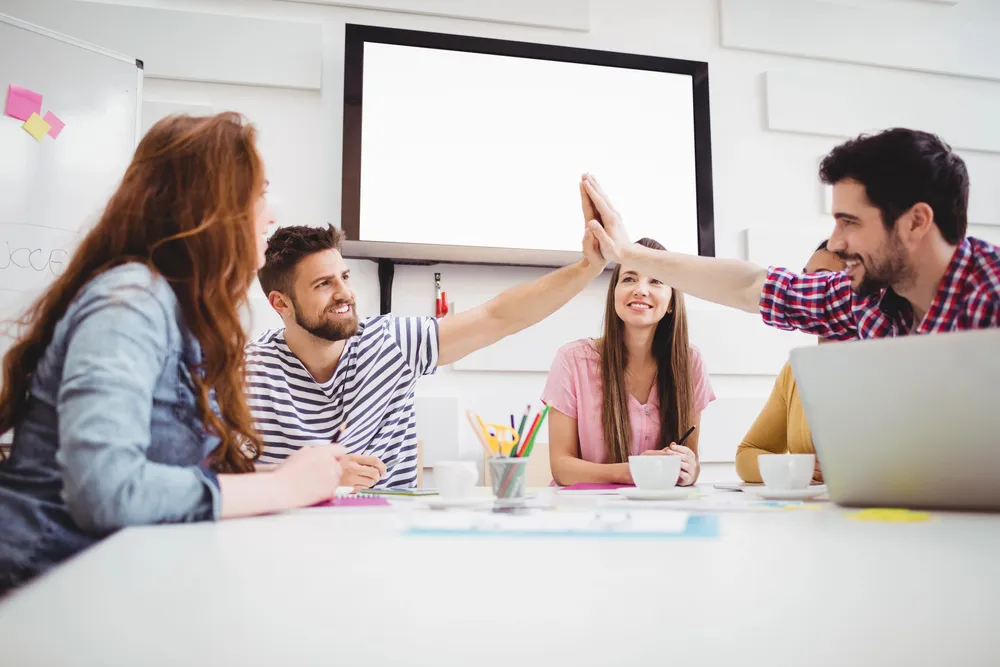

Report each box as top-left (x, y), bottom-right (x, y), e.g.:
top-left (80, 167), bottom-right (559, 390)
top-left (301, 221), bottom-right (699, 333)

top-left (246, 315), bottom-right (439, 488)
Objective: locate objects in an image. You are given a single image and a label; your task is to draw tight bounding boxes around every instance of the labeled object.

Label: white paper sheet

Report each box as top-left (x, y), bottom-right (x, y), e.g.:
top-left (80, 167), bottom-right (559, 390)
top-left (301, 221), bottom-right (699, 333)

top-left (408, 509), bottom-right (691, 535)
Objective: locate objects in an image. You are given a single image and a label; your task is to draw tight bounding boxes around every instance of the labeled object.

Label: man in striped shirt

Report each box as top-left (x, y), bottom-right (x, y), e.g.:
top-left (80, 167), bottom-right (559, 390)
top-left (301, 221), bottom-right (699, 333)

top-left (582, 128), bottom-right (1000, 338)
top-left (247, 222), bottom-right (607, 489)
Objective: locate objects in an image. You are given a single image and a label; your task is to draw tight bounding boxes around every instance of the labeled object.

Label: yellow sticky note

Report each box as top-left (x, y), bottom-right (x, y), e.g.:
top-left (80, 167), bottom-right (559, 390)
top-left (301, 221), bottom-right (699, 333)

top-left (848, 508), bottom-right (932, 523)
top-left (22, 112), bottom-right (51, 142)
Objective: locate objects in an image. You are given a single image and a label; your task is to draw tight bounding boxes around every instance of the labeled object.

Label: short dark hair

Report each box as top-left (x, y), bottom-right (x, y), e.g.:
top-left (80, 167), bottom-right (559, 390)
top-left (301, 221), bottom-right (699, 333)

top-left (258, 224), bottom-right (345, 296)
top-left (816, 239), bottom-right (829, 252)
top-left (819, 128), bottom-right (969, 245)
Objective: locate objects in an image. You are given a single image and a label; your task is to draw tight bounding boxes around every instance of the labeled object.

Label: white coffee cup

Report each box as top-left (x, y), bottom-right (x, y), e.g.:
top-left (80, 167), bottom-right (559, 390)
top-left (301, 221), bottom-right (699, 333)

top-left (628, 455), bottom-right (681, 490)
top-left (758, 453), bottom-right (815, 490)
top-left (433, 461), bottom-right (478, 499)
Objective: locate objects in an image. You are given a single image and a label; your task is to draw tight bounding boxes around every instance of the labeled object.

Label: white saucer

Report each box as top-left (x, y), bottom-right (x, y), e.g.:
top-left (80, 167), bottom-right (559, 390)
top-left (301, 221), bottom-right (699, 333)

top-left (619, 487), bottom-right (692, 501)
top-left (747, 486), bottom-right (827, 501)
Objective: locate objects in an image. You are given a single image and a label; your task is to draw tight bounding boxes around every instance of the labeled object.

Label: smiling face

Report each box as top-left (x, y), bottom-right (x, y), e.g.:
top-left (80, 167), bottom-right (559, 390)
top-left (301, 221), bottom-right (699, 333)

top-left (827, 179), bottom-right (913, 297)
top-left (613, 266), bottom-right (672, 330)
top-left (286, 248), bottom-right (360, 341)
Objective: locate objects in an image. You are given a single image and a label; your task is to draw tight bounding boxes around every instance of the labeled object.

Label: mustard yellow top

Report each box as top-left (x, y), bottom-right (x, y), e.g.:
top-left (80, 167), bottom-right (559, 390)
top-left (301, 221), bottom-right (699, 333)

top-left (735, 361), bottom-right (815, 483)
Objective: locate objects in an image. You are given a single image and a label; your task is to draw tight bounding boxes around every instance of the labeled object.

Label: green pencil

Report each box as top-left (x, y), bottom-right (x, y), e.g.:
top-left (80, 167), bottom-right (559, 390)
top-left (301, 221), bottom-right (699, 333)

top-left (515, 403), bottom-right (531, 442)
top-left (521, 405), bottom-right (549, 458)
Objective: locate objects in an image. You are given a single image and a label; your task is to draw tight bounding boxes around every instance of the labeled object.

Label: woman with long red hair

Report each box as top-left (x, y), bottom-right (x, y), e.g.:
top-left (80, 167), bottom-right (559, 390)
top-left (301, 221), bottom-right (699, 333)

top-left (0, 113), bottom-right (343, 594)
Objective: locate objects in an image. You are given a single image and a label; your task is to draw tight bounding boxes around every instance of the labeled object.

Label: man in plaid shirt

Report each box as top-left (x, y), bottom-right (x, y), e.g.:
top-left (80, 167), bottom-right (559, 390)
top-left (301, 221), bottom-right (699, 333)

top-left (581, 128), bottom-right (1000, 339)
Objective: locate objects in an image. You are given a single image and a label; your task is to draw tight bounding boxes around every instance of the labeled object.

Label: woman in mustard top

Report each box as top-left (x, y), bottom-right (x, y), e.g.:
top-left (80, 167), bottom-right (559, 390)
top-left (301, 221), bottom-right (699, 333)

top-left (735, 241), bottom-right (846, 484)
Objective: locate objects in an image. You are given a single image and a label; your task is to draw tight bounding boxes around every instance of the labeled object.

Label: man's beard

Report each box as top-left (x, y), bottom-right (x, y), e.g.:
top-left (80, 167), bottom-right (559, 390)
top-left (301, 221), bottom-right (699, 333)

top-left (840, 233), bottom-right (911, 298)
top-left (292, 297), bottom-right (360, 342)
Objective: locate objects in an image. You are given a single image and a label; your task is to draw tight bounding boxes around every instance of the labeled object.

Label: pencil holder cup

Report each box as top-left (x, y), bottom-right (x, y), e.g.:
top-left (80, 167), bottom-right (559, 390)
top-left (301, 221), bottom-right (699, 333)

top-left (489, 457), bottom-right (530, 500)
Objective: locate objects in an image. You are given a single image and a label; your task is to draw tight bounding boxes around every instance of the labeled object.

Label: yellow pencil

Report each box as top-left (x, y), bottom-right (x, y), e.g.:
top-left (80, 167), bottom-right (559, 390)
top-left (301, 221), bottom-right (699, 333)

top-left (475, 413), bottom-right (497, 456)
top-left (466, 410), bottom-right (496, 459)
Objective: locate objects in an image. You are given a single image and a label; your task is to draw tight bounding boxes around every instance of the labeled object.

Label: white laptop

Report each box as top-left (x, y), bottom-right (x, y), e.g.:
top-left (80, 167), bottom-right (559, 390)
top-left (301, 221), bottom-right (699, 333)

top-left (789, 328), bottom-right (1000, 512)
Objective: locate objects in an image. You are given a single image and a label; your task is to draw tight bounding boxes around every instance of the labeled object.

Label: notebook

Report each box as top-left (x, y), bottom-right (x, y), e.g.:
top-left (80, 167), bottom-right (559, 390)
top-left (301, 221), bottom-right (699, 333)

top-left (331, 496), bottom-right (391, 507)
top-left (356, 488), bottom-right (438, 497)
top-left (334, 486), bottom-right (439, 498)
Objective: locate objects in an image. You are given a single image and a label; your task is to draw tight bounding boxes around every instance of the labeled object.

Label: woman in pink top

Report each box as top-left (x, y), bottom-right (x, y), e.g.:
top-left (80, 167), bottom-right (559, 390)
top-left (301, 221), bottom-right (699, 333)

top-left (542, 237), bottom-right (715, 487)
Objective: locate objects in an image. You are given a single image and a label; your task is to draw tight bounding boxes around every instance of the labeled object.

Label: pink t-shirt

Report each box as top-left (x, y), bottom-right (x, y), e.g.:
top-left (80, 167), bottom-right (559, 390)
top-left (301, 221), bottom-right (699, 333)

top-left (541, 338), bottom-right (715, 463)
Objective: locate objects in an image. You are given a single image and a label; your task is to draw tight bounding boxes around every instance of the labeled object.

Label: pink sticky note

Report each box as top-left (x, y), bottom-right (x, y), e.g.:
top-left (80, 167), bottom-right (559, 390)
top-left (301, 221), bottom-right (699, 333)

top-left (5, 84), bottom-right (43, 122)
top-left (42, 111), bottom-right (64, 139)
top-left (314, 496), bottom-right (391, 508)
top-left (562, 483), bottom-right (633, 491)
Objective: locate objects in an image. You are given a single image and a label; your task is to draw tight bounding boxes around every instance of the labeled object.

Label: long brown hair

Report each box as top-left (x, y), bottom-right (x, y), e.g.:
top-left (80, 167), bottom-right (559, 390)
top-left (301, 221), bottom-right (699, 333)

top-left (0, 112), bottom-right (263, 473)
top-left (599, 237), bottom-right (693, 463)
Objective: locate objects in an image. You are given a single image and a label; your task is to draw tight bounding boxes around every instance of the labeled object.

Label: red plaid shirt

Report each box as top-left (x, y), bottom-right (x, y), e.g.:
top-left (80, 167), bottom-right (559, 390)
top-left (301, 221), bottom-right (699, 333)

top-left (760, 237), bottom-right (1000, 340)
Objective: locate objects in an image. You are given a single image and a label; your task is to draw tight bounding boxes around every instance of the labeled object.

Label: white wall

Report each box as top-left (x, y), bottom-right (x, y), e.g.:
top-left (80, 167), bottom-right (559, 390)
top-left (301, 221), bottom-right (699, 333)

top-left (5, 0), bottom-right (1000, 480)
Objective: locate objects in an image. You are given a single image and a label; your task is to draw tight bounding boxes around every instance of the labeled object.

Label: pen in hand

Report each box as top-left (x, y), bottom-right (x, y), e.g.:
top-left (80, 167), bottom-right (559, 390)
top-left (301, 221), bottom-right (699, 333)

top-left (660, 425), bottom-right (695, 450)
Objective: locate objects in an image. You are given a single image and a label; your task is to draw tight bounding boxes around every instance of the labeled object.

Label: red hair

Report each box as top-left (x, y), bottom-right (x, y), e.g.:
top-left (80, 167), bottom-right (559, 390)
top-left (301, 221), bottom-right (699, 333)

top-left (0, 112), bottom-right (264, 472)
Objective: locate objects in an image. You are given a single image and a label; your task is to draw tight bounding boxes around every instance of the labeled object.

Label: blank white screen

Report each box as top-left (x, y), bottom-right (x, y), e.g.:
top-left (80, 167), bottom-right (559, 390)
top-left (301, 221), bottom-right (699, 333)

top-left (359, 43), bottom-right (700, 256)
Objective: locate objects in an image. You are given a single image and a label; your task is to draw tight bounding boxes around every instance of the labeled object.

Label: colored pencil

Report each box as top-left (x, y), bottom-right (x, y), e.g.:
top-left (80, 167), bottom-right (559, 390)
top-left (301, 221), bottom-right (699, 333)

top-left (498, 406), bottom-right (550, 496)
top-left (497, 433), bottom-right (517, 456)
top-left (521, 406), bottom-right (549, 458)
top-left (515, 415), bottom-right (538, 458)
top-left (507, 413), bottom-right (517, 456)
top-left (331, 423), bottom-right (346, 445)
top-left (517, 412), bottom-right (542, 457)
top-left (500, 410), bottom-right (543, 493)
top-left (515, 404), bottom-right (531, 442)
top-left (498, 404), bottom-right (550, 495)
top-left (474, 413), bottom-right (497, 456)
top-left (507, 431), bottom-right (520, 457)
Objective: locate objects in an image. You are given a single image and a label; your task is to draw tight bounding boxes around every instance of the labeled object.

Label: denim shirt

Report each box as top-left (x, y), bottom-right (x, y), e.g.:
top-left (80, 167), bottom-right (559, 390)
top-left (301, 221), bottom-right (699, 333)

top-left (0, 263), bottom-right (222, 594)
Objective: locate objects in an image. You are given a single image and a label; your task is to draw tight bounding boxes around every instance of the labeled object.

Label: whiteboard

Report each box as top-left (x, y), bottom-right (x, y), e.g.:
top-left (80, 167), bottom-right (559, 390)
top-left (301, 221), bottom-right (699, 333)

top-left (0, 13), bottom-right (142, 362)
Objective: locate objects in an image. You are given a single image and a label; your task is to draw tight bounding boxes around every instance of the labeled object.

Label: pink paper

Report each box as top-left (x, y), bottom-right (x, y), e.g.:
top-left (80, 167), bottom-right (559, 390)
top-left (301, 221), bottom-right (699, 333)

top-left (5, 84), bottom-right (42, 122)
top-left (561, 483), bottom-right (634, 491)
top-left (43, 111), bottom-right (64, 139)
top-left (315, 496), bottom-right (391, 507)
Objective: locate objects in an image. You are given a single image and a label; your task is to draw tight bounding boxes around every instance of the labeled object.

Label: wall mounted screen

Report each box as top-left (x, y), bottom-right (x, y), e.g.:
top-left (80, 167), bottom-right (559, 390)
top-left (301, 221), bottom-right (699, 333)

top-left (342, 24), bottom-right (714, 266)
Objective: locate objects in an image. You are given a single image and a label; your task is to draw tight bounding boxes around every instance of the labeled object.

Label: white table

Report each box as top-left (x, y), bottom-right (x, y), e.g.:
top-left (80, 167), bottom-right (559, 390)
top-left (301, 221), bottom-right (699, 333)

top-left (0, 486), bottom-right (998, 666)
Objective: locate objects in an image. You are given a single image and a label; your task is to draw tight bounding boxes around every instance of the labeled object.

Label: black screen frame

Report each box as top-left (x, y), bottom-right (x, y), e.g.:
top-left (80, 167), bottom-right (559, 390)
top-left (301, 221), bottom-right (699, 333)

top-left (342, 23), bottom-right (715, 267)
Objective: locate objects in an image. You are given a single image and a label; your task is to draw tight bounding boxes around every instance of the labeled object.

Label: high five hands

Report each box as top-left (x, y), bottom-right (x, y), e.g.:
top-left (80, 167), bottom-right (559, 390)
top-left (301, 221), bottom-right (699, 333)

top-left (579, 174), bottom-right (631, 264)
